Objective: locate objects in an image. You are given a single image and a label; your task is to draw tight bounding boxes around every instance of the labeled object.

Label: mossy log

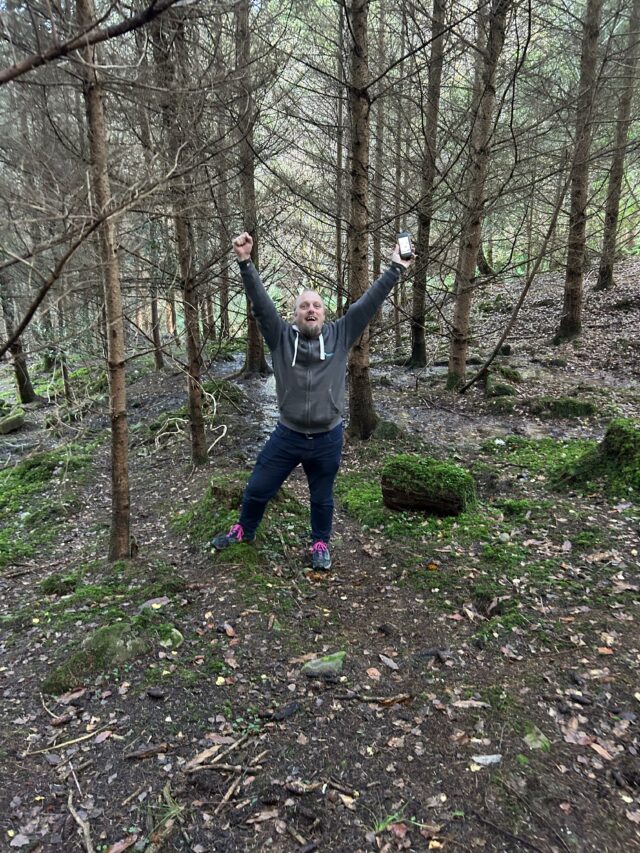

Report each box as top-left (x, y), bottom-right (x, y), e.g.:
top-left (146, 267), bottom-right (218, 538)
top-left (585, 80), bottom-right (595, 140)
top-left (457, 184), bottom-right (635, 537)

top-left (381, 454), bottom-right (475, 516)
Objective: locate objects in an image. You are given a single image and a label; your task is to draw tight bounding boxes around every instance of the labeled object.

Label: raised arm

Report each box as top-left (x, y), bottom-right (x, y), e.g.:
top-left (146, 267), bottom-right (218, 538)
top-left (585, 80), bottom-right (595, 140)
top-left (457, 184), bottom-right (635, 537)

top-left (233, 233), bottom-right (284, 351)
top-left (342, 243), bottom-right (413, 347)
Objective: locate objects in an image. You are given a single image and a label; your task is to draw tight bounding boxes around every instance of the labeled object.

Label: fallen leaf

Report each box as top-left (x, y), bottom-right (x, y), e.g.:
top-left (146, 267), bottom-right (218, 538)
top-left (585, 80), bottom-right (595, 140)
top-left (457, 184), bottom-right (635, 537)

top-left (597, 647), bottom-right (614, 655)
top-left (452, 699), bottom-right (490, 709)
top-left (246, 809), bottom-right (279, 824)
top-left (500, 645), bottom-right (523, 661)
top-left (390, 822), bottom-right (409, 838)
top-left (626, 810), bottom-right (640, 824)
top-left (107, 836), bottom-right (138, 853)
top-left (367, 667), bottom-right (382, 681)
top-left (387, 736), bottom-right (405, 748)
top-left (339, 793), bottom-right (357, 810)
top-left (379, 654), bottom-right (399, 671)
top-left (95, 730), bottom-right (113, 744)
top-left (9, 836), bottom-right (30, 848)
top-left (57, 688), bottom-right (86, 705)
top-left (590, 742), bottom-right (613, 761)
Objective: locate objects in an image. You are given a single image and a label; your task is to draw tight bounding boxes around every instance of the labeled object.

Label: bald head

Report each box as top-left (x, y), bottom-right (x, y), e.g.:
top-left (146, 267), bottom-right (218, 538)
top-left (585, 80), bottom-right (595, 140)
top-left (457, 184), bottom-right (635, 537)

top-left (294, 290), bottom-right (326, 338)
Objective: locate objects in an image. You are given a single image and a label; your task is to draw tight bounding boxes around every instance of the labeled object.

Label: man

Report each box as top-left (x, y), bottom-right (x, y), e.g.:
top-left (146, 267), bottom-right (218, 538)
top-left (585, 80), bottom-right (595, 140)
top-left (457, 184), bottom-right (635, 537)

top-left (212, 232), bottom-right (413, 570)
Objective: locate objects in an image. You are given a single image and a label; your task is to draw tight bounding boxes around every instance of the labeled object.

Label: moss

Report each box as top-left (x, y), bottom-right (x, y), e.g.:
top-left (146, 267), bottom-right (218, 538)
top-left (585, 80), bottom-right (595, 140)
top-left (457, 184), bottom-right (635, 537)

top-left (482, 435), bottom-right (595, 477)
top-left (42, 622), bottom-right (150, 694)
top-left (554, 418), bottom-right (640, 499)
top-left (202, 378), bottom-right (247, 407)
top-left (381, 454), bottom-right (476, 514)
top-left (487, 380), bottom-right (518, 398)
top-left (40, 570), bottom-right (83, 596)
top-left (528, 396), bottom-right (596, 418)
top-left (372, 420), bottom-right (407, 441)
top-left (0, 445), bottom-right (91, 568)
top-left (494, 365), bottom-right (522, 383)
top-left (490, 397), bottom-right (516, 413)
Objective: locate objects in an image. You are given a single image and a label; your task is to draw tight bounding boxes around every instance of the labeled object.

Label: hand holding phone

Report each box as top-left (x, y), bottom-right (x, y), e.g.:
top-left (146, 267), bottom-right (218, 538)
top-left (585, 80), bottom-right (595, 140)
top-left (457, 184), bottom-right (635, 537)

top-left (397, 231), bottom-right (414, 260)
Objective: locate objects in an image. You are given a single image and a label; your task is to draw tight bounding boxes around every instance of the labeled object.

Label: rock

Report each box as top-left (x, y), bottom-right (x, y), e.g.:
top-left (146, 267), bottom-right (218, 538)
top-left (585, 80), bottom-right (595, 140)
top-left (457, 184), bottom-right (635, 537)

top-left (0, 411), bottom-right (25, 434)
top-left (301, 652), bottom-right (346, 678)
top-left (147, 687), bottom-right (166, 700)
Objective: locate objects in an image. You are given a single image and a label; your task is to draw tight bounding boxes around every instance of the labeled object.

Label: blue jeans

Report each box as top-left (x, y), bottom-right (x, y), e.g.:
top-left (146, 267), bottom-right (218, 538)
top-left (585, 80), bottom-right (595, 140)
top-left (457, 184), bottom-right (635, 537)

top-left (239, 422), bottom-right (344, 543)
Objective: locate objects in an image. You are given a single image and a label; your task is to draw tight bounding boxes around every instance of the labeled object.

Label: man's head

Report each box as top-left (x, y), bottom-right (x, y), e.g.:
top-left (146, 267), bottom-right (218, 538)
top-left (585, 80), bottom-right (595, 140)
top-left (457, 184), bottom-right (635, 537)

top-left (293, 290), bottom-right (326, 338)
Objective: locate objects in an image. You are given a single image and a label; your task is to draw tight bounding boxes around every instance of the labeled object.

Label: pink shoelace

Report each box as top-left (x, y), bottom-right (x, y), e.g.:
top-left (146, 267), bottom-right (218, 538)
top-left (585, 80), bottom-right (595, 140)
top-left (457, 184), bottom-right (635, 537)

top-left (311, 541), bottom-right (329, 554)
top-left (229, 523), bottom-right (244, 541)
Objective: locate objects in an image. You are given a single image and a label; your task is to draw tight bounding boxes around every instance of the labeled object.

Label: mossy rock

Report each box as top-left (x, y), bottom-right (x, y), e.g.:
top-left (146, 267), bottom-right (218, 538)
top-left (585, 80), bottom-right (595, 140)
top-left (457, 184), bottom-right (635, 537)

top-left (494, 365), bottom-right (522, 383)
top-left (202, 378), bottom-right (247, 407)
top-left (372, 420), bottom-right (406, 441)
top-left (490, 397), bottom-right (516, 414)
top-left (0, 410), bottom-right (25, 434)
top-left (489, 382), bottom-right (517, 398)
top-left (529, 396), bottom-right (596, 418)
top-left (42, 622), bottom-right (150, 694)
top-left (553, 418), bottom-right (640, 498)
top-left (381, 454), bottom-right (476, 516)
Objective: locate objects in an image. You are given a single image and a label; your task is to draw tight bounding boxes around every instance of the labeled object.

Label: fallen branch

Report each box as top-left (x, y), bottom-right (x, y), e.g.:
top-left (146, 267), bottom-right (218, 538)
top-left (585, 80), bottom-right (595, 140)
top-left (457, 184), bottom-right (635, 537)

top-left (334, 692), bottom-right (413, 707)
top-left (68, 791), bottom-right (95, 853)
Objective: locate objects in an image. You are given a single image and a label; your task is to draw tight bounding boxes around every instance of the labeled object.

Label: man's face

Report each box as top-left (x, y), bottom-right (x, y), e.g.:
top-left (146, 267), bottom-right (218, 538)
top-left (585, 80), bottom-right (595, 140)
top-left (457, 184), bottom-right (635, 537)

top-left (294, 290), bottom-right (326, 338)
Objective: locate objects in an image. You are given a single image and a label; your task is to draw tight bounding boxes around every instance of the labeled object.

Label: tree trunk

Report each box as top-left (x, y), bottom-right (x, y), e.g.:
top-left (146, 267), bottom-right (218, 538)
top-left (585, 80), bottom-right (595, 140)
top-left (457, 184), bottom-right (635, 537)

top-left (235, 0), bottom-right (269, 377)
top-left (76, 0), bottom-right (130, 561)
top-left (556, 0), bottom-right (604, 340)
top-left (151, 13), bottom-right (207, 465)
top-left (371, 5), bottom-right (385, 284)
top-left (347, 0), bottom-right (378, 439)
top-left (0, 283), bottom-right (37, 404)
top-left (336, 1), bottom-right (346, 317)
top-left (596, 0), bottom-right (640, 290)
top-left (447, 0), bottom-right (511, 388)
top-left (409, 0), bottom-right (445, 368)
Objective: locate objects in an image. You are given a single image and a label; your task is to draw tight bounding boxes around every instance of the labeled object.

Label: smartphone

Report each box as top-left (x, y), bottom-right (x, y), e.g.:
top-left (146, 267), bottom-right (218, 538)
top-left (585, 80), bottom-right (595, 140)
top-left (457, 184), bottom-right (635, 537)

top-left (397, 231), bottom-right (413, 260)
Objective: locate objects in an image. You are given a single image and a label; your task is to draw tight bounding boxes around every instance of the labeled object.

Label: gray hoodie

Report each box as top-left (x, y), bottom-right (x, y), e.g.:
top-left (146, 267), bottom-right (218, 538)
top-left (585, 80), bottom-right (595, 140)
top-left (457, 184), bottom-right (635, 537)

top-left (239, 259), bottom-right (403, 433)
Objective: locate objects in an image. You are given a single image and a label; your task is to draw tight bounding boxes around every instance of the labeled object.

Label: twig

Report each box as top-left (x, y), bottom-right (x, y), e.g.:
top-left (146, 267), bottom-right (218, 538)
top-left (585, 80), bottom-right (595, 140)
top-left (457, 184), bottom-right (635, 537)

top-left (213, 774), bottom-right (243, 816)
top-left (286, 823), bottom-right (309, 846)
top-left (497, 780), bottom-right (572, 853)
top-left (121, 785), bottom-right (146, 806)
top-left (26, 724), bottom-right (113, 755)
top-left (327, 777), bottom-right (359, 797)
top-left (67, 791), bottom-right (95, 853)
top-left (471, 810), bottom-right (545, 852)
top-left (40, 692), bottom-right (59, 719)
top-left (188, 762), bottom-right (263, 773)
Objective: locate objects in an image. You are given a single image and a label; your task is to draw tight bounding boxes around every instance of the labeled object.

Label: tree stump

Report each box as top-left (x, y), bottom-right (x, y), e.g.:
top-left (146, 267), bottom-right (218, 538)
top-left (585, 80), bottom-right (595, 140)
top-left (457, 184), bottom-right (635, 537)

top-left (381, 454), bottom-right (475, 516)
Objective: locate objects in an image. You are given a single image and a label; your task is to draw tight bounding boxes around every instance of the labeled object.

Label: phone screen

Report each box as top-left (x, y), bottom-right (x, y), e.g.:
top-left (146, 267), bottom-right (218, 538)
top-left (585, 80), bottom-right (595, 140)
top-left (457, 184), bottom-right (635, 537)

top-left (398, 235), bottom-right (412, 257)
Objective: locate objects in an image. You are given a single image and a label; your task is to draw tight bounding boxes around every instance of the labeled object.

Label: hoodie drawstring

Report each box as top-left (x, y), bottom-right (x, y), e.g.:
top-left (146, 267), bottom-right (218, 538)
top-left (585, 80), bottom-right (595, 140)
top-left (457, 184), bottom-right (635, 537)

top-left (291, 328), bottom-right (325, 367)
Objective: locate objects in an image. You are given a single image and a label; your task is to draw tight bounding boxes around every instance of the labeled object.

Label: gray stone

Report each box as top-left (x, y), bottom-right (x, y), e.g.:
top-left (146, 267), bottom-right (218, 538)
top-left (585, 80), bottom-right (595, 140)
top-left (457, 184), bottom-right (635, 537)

top-left (301, 651), bottom-right (346, 678)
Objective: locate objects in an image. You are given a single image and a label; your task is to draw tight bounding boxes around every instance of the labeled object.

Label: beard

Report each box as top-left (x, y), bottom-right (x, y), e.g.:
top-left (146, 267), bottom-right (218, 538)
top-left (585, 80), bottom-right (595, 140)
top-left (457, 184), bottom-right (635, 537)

top-left (299, 319), bottom-right (322, 338)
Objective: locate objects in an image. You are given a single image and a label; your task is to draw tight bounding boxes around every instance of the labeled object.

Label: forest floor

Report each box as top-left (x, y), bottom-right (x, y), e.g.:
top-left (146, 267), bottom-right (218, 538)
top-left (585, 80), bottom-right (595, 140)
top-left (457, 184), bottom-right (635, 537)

top-left (1, 261), bottom-right (640, 853)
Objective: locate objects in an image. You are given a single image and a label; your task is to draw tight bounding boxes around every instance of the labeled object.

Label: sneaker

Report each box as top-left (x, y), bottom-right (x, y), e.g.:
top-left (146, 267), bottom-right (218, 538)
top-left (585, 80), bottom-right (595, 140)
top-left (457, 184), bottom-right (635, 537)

top-left (311, 540), bottom-right (332, 571)
top-left (211, 523), bottom-right (253, 550)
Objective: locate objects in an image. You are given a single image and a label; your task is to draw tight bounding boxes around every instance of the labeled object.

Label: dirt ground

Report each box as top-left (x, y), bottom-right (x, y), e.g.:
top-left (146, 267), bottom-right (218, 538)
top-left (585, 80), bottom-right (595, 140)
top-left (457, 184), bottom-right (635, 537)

top-left (1, 263), bottom-right (640, 852)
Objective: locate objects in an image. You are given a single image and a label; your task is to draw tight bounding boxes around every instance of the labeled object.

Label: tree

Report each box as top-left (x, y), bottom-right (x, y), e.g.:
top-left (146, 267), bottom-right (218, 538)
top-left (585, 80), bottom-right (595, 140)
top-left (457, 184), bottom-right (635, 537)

top-left (346, 0), bottom-right (378, 439)
top-left (408, 0), bottom-right (446, 368)
top-left (596, 0), bottom-right (640, 290)
top-left (555, 0), bottom-right (604, 341)
top-left (0, 279), bottom-right (37, 404)
top-left (235, 0), bottom-right (270, 378)
top-left (448, 0), bottom-right (513, 387)
top-left (76, 0), bottom-right (130, 560)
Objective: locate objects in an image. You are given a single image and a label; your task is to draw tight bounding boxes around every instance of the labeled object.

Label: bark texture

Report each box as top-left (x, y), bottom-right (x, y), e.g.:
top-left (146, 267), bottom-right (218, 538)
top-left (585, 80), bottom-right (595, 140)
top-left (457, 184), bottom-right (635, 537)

top-left (0, 283), bottom-right (37, 404)
top-left (596, 0), bottom-right (640, 290)
top-left (347, 0), bottom-right (378, 439)
top-left (236, 0), bottom-right (269, 377)
top-left (409, 0), bottom-right (445, 368)
top-left (77, 0), bottom-right (130, 560)
top-left (556, 0), bottom-right (604, 339)
top-left (447, 0), bottom-right (511, 387)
